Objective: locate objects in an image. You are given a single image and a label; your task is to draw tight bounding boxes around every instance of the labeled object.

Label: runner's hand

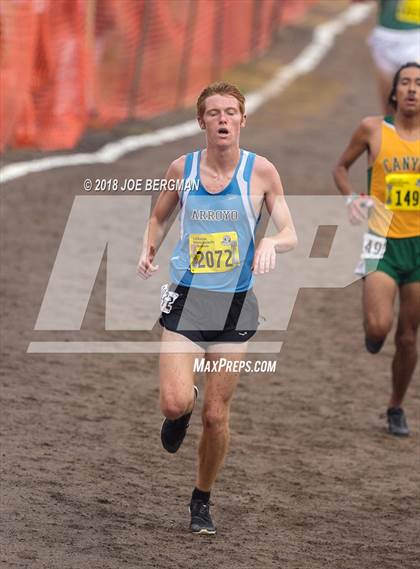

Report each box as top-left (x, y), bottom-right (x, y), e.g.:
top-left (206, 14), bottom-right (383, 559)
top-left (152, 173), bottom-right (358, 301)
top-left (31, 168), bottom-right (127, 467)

top-left (347, 196), bottom-right (372, 225)
top-left (137, 248), bottom-right (159, 279)
top-left (253, 237), bottom-right (276, 274)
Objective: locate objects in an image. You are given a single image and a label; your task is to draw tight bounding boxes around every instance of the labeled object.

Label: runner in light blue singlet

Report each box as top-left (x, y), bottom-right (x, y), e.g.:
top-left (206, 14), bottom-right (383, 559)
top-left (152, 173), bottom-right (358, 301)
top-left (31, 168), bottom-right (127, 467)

top-left (137, 82), bottom-right (297, 536)
top-left (170, 149), bottom-right (259, 293)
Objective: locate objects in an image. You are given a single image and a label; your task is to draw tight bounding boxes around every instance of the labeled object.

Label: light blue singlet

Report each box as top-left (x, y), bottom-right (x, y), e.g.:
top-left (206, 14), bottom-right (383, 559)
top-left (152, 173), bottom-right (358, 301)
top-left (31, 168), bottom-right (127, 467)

top-left (170, 149), bottom-right (260, 293)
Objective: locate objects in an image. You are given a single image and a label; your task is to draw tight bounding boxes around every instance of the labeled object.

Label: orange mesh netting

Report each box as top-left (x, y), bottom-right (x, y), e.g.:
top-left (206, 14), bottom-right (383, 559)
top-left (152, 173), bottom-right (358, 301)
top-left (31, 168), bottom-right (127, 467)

top-left (0, 0), bottom-right (317, 151)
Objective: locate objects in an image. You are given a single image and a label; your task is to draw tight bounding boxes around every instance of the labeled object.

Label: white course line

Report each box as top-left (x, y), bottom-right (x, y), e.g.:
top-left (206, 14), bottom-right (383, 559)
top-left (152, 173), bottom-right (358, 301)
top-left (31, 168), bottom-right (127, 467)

top-left (0, 3), bottom-right (373, 184)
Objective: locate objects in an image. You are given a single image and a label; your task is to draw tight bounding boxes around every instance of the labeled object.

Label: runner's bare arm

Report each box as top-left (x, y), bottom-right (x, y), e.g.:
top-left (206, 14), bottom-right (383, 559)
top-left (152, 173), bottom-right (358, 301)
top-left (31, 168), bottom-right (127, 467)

top-left (332, 118), bottom-right (374, 195)
top-left (253, 159), bottom-right (297, 275)
top-left (333, 117), bottom-right (379, 224)
top-left (137, 157), bottom-right (185, 279)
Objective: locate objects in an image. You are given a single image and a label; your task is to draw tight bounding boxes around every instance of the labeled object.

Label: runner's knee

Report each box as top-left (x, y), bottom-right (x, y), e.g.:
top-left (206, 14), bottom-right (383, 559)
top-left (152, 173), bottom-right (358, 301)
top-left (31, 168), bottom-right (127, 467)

top-left (365, 314), bottom-right (392, 340)
top-left (395, 330), bottom-right (418, 354)
top-left (160, 395), bottom-right (191, 420)
top-left (202, 407), bottom-right (229, 433)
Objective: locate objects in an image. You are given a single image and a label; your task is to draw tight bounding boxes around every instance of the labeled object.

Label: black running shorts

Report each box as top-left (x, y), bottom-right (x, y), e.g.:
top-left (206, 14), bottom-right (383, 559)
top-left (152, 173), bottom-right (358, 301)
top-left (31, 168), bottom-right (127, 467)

top-left (159, 284), bottom-right (259, 345)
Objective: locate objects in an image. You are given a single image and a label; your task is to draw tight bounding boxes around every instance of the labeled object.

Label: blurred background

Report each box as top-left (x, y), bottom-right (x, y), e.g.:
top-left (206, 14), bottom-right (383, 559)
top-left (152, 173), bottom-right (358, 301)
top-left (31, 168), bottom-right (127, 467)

top-left (0, 0), bottom-right (317, 151)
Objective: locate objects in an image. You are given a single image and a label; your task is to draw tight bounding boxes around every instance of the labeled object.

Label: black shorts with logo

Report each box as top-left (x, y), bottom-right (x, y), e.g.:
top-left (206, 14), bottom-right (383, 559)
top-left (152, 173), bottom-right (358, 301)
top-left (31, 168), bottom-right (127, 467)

top-left (159, 284), bottom-right (259, 345)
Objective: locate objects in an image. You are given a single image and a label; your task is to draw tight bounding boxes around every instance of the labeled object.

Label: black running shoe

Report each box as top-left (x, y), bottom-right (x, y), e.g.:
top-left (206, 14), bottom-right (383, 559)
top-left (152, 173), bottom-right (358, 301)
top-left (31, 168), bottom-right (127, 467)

top-left (365, 336), bottom-right (385, 354)
top-left (189, 499), bottom-right (216, 535)
top-left (387, 407), bottom-right (409, 437)
top-left (161, 386), bottom-right (198, 453)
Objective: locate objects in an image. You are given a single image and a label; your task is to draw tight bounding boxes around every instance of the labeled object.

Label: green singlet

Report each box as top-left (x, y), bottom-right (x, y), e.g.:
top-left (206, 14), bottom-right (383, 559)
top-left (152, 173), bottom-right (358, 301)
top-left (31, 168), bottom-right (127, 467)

top-left (378, 0), bottom-right (420, 31)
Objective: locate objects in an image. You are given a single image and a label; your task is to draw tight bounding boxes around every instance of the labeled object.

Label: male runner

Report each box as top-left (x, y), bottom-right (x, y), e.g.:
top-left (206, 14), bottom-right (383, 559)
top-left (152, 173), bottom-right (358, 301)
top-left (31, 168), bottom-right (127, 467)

top-left (137, 82), bottom-right (297, 534)
top-left (333, 63), bottom-right (420, 436)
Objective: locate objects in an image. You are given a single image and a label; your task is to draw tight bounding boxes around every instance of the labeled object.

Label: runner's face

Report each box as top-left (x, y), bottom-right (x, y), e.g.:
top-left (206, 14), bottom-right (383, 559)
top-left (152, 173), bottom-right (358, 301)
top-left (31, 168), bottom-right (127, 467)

top-left (395, 67), bottom-right (420, 114)
top-left (199, 94), bottom-right (246, 147)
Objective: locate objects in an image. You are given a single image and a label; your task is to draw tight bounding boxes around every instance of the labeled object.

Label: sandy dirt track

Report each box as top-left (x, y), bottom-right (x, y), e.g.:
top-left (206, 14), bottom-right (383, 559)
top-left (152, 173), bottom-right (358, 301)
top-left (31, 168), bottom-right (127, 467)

top-left (1, 3), bottom-right (419, 568)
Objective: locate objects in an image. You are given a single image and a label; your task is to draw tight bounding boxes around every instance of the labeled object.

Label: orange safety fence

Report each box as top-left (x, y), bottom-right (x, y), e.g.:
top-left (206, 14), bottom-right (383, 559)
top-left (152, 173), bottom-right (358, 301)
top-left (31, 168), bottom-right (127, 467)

top-left (0, 0), bottom-right (317, 152)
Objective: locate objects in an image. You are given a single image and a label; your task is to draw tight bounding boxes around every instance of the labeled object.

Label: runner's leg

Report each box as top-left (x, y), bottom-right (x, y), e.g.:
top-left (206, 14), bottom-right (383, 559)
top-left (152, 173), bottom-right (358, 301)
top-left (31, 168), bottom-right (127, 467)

top-left (363, 271), bottom-right (397, 344)
top-left (195, 344), bottom-right (248, 491)
top-left (390, 281), bottom-right (420, 408)
top-left (159, 328), bottom-right (202, 420)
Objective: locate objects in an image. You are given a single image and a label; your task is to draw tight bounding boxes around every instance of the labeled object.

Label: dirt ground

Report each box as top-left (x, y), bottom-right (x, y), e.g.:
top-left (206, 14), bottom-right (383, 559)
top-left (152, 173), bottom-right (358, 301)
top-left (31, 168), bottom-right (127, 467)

top-left (1, 3), bottom-right (419, 569)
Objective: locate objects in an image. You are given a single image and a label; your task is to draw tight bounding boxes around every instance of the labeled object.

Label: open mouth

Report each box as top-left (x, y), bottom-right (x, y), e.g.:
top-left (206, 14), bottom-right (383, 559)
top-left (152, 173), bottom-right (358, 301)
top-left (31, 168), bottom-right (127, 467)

top-left (218, 128), bottom-right (229, 135)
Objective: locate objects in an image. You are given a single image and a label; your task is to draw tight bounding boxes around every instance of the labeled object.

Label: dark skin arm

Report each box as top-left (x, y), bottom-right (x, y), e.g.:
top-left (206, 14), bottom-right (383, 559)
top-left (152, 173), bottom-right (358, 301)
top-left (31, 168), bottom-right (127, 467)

top-left (332, 116), bottom-right (380, 224)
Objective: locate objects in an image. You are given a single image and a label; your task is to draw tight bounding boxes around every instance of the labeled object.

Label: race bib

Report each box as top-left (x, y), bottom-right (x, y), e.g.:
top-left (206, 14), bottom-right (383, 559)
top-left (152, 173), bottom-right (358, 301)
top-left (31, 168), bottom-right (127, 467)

top-left (160, 284), bottom-right (179, 314)
top-left (396, 0), bottom-right (420, 24)
top-left (189, 231), bottom-right (240, 273)
top-left (361, 233), bottom-right (387, 260)
top-left (385, 173), bottom-right (420, 211)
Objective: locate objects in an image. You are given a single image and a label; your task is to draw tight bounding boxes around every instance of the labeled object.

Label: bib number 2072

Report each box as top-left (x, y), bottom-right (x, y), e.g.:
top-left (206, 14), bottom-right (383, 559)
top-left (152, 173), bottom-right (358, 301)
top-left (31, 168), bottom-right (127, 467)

top-left (192, 249), bottom-right (233, 270)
